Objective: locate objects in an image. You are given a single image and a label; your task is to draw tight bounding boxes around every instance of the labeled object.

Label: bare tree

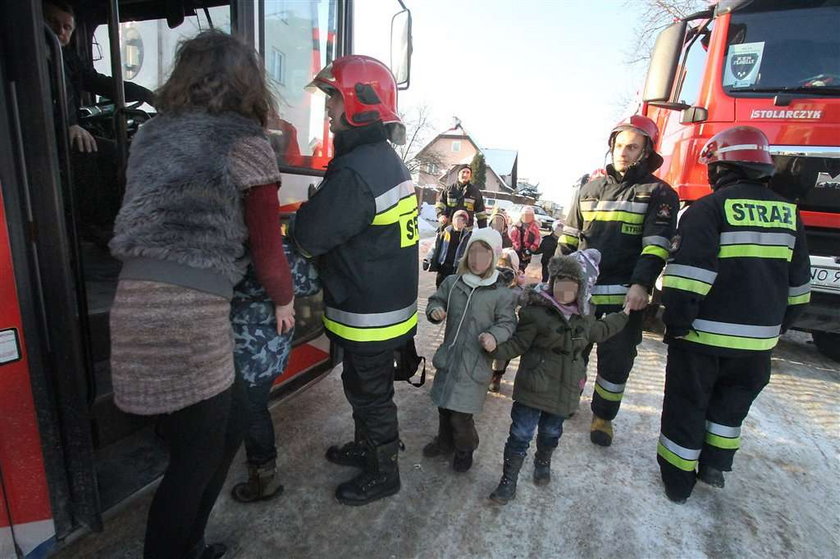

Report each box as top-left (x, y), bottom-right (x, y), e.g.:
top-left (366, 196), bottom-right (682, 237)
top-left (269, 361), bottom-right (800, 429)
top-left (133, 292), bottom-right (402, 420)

top-left (625, 0), bottom-right (708, 66)
top-left (392, 103), bottom-right (446, 176)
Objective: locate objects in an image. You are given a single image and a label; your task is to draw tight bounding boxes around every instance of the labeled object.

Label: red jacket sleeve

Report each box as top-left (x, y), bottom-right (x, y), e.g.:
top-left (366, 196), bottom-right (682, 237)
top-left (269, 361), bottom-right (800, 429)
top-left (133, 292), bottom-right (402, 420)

top-left (245, 183), bottom-right (294, 306)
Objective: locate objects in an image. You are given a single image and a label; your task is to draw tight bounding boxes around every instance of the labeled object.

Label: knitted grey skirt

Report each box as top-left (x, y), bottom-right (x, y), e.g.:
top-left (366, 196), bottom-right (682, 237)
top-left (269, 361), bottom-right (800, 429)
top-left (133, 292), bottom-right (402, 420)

top-left (110, 280), bottom-right (234, 415)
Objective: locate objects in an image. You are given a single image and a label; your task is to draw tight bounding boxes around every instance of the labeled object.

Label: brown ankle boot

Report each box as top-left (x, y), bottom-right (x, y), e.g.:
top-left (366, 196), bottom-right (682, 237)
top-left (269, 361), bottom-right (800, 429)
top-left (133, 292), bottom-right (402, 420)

top-left (231, 460), bottom-right (284, 503)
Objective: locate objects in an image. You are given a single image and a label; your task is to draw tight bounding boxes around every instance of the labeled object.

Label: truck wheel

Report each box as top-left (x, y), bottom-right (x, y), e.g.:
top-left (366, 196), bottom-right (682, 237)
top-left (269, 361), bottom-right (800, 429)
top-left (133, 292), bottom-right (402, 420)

top-left (812, 331), bottom-right (840, 363)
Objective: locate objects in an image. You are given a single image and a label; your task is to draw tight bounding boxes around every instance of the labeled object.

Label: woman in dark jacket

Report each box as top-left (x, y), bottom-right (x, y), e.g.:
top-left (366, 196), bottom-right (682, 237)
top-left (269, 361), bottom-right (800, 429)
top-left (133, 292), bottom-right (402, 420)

top-left (109, 31), bottom-right (293, 559)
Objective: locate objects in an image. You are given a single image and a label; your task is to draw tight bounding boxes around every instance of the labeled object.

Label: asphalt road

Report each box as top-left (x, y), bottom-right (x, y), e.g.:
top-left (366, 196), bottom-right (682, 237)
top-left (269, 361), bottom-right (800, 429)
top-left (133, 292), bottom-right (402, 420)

top-left (54, 251), bottom-right (840, 559)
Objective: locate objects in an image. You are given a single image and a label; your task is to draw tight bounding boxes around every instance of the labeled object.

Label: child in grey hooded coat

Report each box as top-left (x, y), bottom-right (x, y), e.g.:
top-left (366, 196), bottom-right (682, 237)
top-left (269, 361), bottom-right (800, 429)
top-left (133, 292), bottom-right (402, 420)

top-left (424, 228), bottom-right (517, 472)
top-left (481, 249), bottom-right (629, 504)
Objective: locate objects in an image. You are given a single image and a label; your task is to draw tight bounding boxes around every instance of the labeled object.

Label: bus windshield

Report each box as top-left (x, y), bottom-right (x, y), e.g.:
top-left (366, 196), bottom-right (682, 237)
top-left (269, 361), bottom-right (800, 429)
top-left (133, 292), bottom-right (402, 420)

top-left (721, 5), bottom-right (840, 95)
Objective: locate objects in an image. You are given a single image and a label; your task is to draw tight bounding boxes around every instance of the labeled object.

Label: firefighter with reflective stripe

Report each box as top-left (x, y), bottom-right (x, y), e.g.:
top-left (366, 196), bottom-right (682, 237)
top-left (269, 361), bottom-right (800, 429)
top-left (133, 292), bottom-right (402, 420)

top-left (435, 166), bottom-right (488, 228)
top-left (557, 115), bottom-right (679, 446)
top-left (658, 126), bottom-right (810, 503)
top-left (293, 55), bottom-right (418, 506)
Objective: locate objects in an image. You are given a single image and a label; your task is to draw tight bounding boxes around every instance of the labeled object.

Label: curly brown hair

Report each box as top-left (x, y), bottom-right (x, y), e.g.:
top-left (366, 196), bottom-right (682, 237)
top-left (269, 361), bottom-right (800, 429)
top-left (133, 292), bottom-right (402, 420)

top-left (155, 30), bottom-right (274, 127)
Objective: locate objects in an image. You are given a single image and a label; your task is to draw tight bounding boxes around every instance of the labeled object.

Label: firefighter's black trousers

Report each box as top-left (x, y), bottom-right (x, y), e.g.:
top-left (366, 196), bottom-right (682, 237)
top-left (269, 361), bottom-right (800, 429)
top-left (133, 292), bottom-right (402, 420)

top-left (587, 309), bottom-right (643, 420)
top-left (341, 349), bottom-right (399, 447)
top-left (658, 344), bottom-right (771, 500)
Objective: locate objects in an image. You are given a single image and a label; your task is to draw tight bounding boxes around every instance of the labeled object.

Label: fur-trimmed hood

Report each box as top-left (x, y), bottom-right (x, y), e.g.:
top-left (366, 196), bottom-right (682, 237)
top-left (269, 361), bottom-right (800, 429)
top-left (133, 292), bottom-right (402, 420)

top-left (538, 249), bottom-right (602, 314)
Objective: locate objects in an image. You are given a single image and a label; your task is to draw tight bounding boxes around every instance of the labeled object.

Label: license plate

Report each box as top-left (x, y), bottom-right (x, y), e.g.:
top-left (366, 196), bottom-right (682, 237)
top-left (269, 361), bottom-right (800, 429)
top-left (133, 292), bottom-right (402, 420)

top-left (811, 265), bottom-right (840, 293)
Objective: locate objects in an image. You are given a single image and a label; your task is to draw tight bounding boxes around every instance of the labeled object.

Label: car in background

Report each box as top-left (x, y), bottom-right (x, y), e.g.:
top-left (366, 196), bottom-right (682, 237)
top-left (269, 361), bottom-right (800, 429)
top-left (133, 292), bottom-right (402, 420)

top-left (509, 204), bottom-right (556, 231)
top-left (484, 197), bottom-right (515, 215)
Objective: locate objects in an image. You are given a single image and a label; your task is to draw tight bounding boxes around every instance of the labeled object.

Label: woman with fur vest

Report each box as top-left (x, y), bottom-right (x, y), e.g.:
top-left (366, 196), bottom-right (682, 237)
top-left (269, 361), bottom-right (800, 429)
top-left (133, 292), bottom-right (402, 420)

top-left (424, 228), bottom-right (517, 472)
top-left (108, 31), bottom-right (293, 558)
top-left (481, 250), bottom-right (629, 504)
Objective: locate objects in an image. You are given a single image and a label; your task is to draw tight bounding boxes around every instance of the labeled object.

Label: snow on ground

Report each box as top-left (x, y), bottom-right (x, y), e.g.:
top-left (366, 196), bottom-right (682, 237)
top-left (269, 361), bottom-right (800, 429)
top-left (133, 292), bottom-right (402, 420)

top-left (55, 254), bottom-right (840, 559)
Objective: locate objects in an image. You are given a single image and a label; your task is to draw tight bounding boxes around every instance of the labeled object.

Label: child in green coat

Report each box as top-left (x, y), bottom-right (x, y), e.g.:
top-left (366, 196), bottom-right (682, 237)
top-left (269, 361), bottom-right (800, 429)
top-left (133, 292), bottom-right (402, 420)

top-left (480, 250), bottom-right (629, 504)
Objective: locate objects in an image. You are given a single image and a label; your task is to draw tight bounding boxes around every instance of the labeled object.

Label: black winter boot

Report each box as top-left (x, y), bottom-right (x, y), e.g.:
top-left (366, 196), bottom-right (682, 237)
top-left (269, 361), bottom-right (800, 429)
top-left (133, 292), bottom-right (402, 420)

top-left (697, 464), bottom-right (725, 488)
top-left (325, 440), bottom-right (369, 468)
top-left (489, 452), bottom-right (525, 504)
top-left (423, 413), bottom-right (455, 457)
top-left (533, 446), bottom-right (554, 486)
top-left (335, 440), bottom-right (401, 506)
top-left (231, 460), bottom-right (284, 503)
top-left (452, 450), bottom-right (474, 472)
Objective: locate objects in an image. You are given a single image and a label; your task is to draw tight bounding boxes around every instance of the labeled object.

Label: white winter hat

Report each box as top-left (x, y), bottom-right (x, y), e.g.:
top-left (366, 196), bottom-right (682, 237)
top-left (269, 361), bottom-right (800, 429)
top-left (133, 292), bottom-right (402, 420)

top-left (464, 227), bottom-right (503, 261)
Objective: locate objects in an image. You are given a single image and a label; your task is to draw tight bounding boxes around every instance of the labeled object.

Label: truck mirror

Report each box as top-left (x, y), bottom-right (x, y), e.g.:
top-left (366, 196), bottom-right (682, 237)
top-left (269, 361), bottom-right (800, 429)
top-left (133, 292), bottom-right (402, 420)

top-left (642, 20), bottom-right (687, 104)
top-left (391, 7), bottom-right (413, 90)
top-left (680, 106), bottom-right (708, 124)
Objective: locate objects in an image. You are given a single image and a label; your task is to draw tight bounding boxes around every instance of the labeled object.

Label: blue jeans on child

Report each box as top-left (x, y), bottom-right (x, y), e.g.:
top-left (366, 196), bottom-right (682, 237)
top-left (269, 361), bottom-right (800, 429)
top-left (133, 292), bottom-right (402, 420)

top-left (505, 401), bottom-right (565, 456)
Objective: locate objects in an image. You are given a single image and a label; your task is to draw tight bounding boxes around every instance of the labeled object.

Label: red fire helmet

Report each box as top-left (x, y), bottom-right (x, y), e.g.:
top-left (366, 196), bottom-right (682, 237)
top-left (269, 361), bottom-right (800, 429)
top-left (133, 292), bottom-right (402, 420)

top-left (609, 115), bottom-right (660, 147)
top-left (307, 55), bottom-right (405, 143)
top-left (698, 126), bottom-right (773, 165)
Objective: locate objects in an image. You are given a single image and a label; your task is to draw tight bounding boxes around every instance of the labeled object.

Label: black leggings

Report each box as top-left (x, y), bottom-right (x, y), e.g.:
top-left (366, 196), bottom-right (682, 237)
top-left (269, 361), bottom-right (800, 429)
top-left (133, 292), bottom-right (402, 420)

top-left (144, 379), bottom-right (247, 559)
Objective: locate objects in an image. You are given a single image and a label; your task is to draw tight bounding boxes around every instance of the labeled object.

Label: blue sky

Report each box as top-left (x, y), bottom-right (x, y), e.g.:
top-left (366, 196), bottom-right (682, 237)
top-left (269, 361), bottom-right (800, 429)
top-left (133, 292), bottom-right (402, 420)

top-left (355, 0), bottom-right (652, 208)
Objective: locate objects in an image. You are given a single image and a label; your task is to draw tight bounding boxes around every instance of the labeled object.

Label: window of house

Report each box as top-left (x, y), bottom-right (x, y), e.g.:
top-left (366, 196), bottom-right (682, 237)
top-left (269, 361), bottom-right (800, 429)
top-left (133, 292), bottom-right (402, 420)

top-left (426, 162), bottom-right (438, 174)
top-left (270, 48), bottom-right (285, 84)
top-left (451, 141), bottom-right (461, 152)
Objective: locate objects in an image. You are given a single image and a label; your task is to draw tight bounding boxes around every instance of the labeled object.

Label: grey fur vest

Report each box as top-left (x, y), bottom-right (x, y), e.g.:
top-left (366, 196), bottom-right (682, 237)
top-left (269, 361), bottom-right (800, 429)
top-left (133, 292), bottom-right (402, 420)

top-left (110, 111), bottom-right (281, 297)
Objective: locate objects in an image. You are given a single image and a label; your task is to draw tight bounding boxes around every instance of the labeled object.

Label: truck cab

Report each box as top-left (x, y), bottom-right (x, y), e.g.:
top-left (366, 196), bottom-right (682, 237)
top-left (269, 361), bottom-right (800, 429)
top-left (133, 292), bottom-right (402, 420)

top-left (640, 0), bottom-right (840, 360)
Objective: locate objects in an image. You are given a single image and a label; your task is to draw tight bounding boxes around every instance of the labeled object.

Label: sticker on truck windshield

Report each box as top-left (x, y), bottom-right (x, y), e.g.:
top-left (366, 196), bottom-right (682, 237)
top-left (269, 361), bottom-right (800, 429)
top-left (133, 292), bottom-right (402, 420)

top-left (723, 42), bottom-right (764, 88)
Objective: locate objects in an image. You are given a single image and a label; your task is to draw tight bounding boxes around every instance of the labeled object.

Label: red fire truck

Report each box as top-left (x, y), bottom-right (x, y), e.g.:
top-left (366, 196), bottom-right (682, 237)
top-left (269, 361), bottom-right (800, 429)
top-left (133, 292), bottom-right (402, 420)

top-left (0, 1), bottom-right (412, 556)
top-left (639, 0), bottom-right (840, 360)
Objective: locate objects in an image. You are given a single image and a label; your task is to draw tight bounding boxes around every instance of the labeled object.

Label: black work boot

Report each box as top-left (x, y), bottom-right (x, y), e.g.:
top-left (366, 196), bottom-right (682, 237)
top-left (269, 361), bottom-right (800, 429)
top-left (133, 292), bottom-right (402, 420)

top-left (533, 446), bottom-right (554, 486)
top-left (335, 440), bottom-right (401, 506)
top-left (231, 460), bottom-right (284, 503)
top-left (697, 464), bottom-right (725, 488)
top-left (489, 452), bottom-right (525, 505)
top-left (664, 484), bottom-right (689, 504)
top-left (325, 440), bottom-right (368, 468)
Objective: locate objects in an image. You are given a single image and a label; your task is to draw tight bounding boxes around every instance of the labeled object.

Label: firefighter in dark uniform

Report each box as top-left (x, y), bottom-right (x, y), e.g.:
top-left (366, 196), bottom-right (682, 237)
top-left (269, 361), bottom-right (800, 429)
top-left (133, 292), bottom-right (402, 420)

top-left (658, 126), bottom-right (810, 503)
top-left (557, 115), bottom-right (679, 446)
top-left (293, 55), bottom-right (419, 506)
top-left (435, 166), bottom-right (488, 228)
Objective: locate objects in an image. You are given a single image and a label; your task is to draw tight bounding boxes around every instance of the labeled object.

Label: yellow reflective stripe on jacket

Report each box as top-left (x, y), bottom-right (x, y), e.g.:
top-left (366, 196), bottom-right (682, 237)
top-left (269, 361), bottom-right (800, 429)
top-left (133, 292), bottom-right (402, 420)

top-left (373, 196), bottom-right (417, 226)
top-left (662, 264), bottom-right (717, 295)
top-left (787, 282), bottom-right (811, 305)
top-left (718, 244), bottom-right (793, 261)
top-left (581, 210), bottom-right (645, 225)
top-left (641, 244), bottom-right (669, 260)
top-left (684, 319), bottom-right (780, 351)
top-left (718, 231), bottom-right (795, 261)
top-left (559, 234), bottom-right (579, 246)
top-left (323, 312), bottom-right (418, 343)
top-left (662, 276), bottom-right (713, 295)
top-left (580, 200), bottom-right (647, 225)
top-left (724, 199), bottom-right (797, 230)
top-left (657, 434), bottom-right (700, 472)
top-left (591, 284), bottom-right (628, 306)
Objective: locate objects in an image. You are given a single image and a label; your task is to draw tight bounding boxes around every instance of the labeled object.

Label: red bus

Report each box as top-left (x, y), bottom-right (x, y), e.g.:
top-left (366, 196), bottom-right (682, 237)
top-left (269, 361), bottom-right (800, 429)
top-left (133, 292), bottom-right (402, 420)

top-left (0, 1), bottom-right (412, 555)
top-left (639, 0), bottom-right (840, 360)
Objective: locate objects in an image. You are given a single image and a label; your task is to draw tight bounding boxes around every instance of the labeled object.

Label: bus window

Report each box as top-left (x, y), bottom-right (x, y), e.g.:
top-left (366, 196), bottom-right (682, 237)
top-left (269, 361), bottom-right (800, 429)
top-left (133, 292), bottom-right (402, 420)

top-left (91, 7), bottom-right (232, 113)
top-left (262, 0), bottom-right (339, 180)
